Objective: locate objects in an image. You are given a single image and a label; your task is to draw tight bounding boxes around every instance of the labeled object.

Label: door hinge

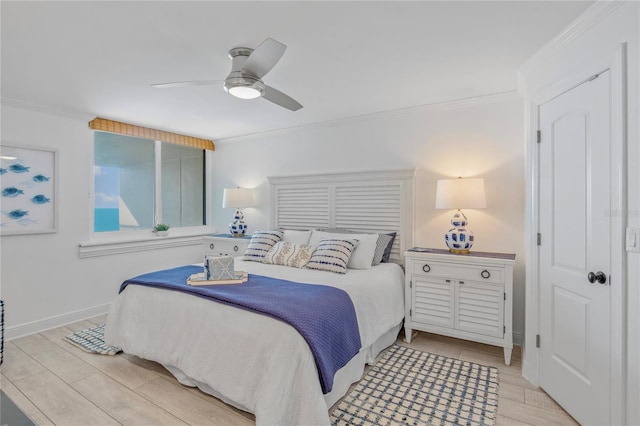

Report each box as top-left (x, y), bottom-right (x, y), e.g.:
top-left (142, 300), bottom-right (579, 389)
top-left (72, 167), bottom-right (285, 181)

top-left (536, 334), bottom-right (540, 348)
top-left (503, 292), bottom-right (506, 301)
top-left (503, 326), bottom-right (506, 334)
top-left (409, 309), bottom-right (412, 317)
top-left (410, 280), bottom-right (412, 289)
top-left (537, 233), bottom-right (541, 246)
top-left (537, 130), bottom-right (541, 143)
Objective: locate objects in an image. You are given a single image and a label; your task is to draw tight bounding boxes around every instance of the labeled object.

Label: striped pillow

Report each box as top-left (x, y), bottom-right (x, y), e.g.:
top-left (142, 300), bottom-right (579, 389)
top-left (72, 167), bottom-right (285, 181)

top-left (243, 230), bottom-right (284, 262)
top-left (372, 233), bottom-right (394, 266)
top-left (263, 241), bottom-right (314, 268)
top-left (305, 238), bottom-right (358, 274)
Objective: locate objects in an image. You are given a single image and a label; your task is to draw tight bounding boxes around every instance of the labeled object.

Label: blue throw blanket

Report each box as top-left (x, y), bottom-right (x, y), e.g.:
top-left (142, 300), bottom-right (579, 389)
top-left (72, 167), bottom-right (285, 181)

top-left (119, 265), bottom-right (362, 393)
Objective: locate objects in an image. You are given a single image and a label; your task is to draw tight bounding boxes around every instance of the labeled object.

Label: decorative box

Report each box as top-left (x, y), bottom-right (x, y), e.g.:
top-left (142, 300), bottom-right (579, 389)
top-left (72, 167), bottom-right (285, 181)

top-left (205, 255), bottom-right (235, 280)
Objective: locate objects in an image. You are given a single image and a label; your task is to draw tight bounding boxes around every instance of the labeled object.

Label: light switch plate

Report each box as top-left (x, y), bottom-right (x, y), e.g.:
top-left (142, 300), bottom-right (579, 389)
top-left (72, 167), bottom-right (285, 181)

top-left (626, 227), bottom-right (640, 253)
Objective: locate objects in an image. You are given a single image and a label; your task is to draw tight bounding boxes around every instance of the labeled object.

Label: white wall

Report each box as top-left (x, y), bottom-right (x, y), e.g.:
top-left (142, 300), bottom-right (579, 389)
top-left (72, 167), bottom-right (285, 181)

top-left (518, 2), bottom-right (639, 423)
top-left (0, 93), bottom-right (526, 345)
top-left (211, 93), bottom-right (526, 342)
top-left (0, 104), bottom-right (203, 338)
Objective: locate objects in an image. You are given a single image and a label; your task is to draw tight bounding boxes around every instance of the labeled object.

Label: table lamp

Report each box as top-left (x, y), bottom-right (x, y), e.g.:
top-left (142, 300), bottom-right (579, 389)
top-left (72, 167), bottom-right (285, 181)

top-left (435, 177), bottom-right (486, 254)
top-left (222, 187), bottom-right (254, 237)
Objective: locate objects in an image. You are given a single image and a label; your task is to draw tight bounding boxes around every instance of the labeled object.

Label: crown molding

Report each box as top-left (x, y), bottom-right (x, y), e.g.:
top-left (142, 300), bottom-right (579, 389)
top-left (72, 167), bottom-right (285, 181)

top-left (3, 90), bottom-right (520, 145)
top-left (1, 96), bottom-right (95, 121)
top-left (518, 0), bottom-right (626, 93)
top-left (216, 91), bottom-right (519, 143)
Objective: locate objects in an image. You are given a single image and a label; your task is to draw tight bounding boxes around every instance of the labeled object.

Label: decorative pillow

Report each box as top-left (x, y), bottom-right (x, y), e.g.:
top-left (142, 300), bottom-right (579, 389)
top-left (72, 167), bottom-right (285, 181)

top-left (309, 230), bottom-right (378, 270)
top-left (372, 233), bottom-right (394, 266)
top-left (263, 241), bottom-right (314, 268)
top-left (282, 229), bottom-right (313, 245)
top-left (305, 238), bottom-right (358, 274)
top-left (381, 232), bottom-right (397, 263)
top-left (243, 230), bottom-right (284, 262)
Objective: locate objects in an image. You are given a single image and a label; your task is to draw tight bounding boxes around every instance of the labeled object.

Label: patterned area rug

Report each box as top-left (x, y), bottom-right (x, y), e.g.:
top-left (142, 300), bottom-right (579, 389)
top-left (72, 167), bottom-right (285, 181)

top-left (63, 323), bottom-right (121, 356)
top-left (331, 344), bottom-right (499, 426)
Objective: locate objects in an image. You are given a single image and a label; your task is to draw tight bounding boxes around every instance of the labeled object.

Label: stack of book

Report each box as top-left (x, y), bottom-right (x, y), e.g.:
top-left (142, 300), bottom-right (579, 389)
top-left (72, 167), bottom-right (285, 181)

top-left (187, 271), bottom-right (248, 286)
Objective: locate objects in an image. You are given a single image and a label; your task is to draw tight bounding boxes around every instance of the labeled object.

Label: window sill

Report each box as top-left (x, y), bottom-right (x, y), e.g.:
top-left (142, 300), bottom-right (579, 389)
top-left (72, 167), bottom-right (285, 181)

top-left (79, 230), bottom-right (214, 258)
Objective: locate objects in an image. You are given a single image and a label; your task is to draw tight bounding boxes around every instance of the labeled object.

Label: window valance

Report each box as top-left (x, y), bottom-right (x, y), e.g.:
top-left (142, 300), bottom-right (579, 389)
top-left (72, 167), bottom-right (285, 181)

top-left (89, 117), bottom-right (215, 151)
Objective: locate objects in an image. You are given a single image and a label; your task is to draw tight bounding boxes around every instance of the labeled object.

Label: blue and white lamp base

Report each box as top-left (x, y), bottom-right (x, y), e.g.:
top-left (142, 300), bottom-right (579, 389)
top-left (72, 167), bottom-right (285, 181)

top-left (444, 211), bottom-right (474, 254)
top-left (229, 209), bottom-right (247, 237)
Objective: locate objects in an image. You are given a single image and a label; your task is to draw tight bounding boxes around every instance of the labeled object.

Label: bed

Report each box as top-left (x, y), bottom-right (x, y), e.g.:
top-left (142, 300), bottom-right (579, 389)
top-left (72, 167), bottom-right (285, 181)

top-left (105, 169), bottom-right (415, 426)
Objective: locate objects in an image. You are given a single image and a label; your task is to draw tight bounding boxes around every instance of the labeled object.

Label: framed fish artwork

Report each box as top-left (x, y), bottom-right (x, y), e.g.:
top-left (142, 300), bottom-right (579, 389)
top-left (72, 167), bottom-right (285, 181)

top-left (0, 145), bottom-right (57, 235)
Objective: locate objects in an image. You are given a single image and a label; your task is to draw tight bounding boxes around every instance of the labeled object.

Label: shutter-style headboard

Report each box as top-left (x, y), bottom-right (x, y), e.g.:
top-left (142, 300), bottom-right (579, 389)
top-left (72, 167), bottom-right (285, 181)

top-left (268, 169), bottom-right (415, 264)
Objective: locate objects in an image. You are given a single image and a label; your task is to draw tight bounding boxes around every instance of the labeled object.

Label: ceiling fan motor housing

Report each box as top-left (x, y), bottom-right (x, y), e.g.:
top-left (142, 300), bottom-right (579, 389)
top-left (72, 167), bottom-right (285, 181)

top-left (224, 47), bottom-right (265, 99)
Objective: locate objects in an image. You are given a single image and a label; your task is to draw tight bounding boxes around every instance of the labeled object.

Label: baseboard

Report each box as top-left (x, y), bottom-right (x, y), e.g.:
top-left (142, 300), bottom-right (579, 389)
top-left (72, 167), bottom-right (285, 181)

top-left (522, 359), bottom-right (539, 387)
top-left (512, 330), bottom-right (523, 346)
top-left (5, 303), bottom-right (111, 340)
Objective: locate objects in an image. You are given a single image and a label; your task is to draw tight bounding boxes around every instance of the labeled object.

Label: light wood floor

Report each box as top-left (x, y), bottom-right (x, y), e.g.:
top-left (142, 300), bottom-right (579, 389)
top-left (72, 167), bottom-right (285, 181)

top-left (0, 315), bottom-right (578, 425)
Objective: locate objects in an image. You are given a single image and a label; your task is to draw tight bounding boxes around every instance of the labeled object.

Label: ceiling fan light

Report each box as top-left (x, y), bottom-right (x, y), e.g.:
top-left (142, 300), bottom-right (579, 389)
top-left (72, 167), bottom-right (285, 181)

top-left (228, 85), bottom-right (262, 99)
top-left (224, 77), bottom-right (265, 100)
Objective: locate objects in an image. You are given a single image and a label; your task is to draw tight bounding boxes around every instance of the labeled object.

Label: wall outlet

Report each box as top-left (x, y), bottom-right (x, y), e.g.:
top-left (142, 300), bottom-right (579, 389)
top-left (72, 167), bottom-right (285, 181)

top-left (626, 227), bottom-right (640, 253)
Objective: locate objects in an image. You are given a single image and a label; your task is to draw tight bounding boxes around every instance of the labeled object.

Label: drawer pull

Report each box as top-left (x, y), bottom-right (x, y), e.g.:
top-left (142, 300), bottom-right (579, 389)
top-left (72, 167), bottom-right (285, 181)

top-left (234, 245), bottom-right (239, 252)
top-left (209, 243), bottom-right (215, 250)
top-left (481, 269), bottom-right (491, 279)
top-left (459, 281), bottom-right (465, 284)
top-left (445, 279), bottom-right (451, 283)
top-left (422, 264), bottom-right (431, 273)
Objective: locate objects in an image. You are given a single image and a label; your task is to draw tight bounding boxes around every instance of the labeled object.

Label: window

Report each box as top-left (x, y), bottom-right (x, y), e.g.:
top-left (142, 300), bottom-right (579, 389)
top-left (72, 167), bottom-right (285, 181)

top-left (93, 132), bottom-right (205, 233)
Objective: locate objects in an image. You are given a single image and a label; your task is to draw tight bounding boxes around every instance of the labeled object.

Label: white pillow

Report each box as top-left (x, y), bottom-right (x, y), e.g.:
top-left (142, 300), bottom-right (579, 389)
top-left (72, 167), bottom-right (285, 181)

top-left (309, 230), bottom-right (379, 270)
top-left (282, 229), bottom-right (312, 245)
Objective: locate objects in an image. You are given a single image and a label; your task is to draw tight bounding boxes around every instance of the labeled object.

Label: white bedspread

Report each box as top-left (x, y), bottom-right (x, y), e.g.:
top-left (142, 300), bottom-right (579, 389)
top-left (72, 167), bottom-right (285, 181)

top-left (105, 259), bottom-right (405, 426)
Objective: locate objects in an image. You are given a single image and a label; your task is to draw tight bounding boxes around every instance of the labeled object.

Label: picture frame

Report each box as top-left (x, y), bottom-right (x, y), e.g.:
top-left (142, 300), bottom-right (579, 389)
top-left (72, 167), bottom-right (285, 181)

top-left (0, 144), bottom-right (58, 235)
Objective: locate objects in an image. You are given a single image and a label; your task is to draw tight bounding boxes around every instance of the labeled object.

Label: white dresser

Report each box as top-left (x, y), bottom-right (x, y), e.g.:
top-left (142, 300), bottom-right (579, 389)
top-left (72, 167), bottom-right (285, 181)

top-left (404, 248), bottom-right (515, 365)
top-left (203, 234), bottom-right (251, 257)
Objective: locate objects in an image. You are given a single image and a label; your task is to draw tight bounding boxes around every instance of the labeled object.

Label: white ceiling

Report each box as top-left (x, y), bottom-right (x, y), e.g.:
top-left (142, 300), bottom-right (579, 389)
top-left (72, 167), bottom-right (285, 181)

top-left (1, 1), bottom-right (593, 141)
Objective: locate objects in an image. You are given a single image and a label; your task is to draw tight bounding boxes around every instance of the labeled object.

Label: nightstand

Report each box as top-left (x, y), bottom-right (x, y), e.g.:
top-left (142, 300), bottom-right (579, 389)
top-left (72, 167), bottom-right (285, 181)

top-left (203, 234), bottom-right (251, 257)
top-left (404, 248), bottom-right (515, 365)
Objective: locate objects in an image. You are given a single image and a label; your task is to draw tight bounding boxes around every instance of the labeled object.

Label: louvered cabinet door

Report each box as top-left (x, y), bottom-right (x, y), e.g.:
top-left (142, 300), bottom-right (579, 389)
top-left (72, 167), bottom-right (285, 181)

top-left (412, 277), bottom-right (454, 328)
top-left (455, 281), bottom-right (504, 338)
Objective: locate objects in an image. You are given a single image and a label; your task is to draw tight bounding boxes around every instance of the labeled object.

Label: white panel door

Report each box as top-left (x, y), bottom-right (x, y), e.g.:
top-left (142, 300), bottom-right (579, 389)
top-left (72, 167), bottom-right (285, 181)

top-left (538, 71), bottom-right (611, 425)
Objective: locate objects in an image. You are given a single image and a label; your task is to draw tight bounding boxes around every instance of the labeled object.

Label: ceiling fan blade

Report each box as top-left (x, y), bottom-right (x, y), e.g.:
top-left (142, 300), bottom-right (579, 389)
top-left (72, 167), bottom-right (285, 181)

top-left (263, 85), bottom-right (303, 111)
top-left (151, 80), bottom-right (223, 89)
top-left (242, 38), bottom-right (286, 79)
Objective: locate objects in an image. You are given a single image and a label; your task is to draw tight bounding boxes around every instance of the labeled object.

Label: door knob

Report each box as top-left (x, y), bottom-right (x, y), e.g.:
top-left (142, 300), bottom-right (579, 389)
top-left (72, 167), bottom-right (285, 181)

top-left (587, 271), bottom-right (607, 285)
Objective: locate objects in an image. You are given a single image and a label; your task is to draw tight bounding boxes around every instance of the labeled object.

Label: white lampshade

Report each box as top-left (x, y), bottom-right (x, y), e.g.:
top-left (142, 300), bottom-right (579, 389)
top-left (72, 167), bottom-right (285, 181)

top-left (222, 188), bottom-right (254, 208)
top-left (435, 178), bottom-right (487, 210)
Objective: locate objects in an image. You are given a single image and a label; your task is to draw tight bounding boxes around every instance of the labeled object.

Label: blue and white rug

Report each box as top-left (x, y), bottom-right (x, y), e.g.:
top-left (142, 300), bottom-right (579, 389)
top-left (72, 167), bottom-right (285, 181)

top-left (331, 344), bottom-right (499, 426)
top-left (63, 324), bottom-right (121, 356)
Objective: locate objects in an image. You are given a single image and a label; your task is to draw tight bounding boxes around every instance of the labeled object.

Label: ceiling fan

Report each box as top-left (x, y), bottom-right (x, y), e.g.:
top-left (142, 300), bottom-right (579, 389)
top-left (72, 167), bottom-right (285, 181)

top-left (152, 38), bottom-right (303, 111)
